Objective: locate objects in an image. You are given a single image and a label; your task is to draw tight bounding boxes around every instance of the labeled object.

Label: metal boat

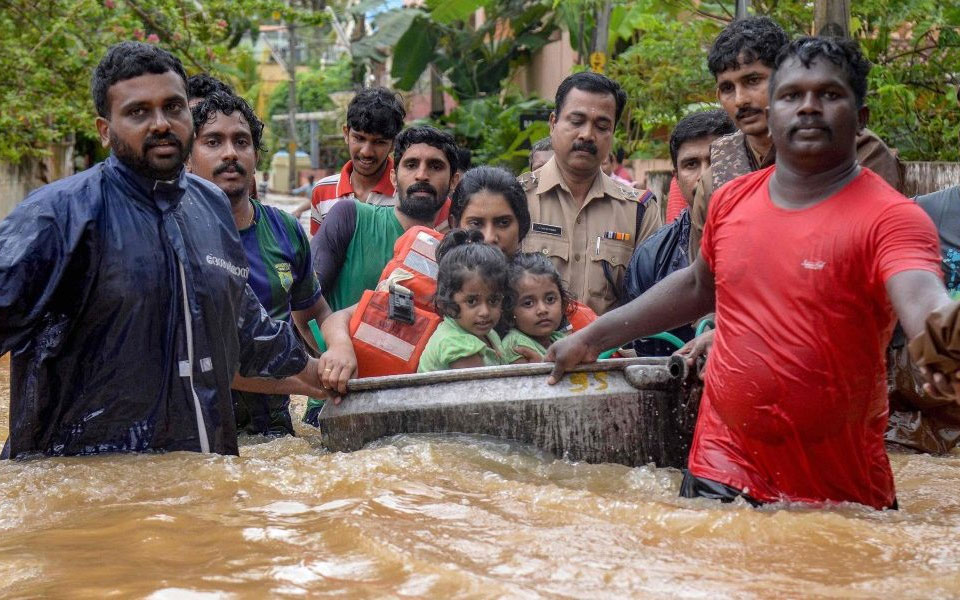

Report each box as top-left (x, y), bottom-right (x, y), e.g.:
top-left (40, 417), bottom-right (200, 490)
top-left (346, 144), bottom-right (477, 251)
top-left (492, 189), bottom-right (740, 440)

top-left (316, 357), bottom-right (703, 468)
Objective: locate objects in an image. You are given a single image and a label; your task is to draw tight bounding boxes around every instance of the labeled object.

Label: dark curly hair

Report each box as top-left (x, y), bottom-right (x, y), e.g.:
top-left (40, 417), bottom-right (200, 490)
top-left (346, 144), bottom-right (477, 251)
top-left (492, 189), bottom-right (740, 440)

top-left (191, 91), bottom-right (265, 154)
top-left (506, 252), bottom-right (574, 324)
top-left (555, 71), bottom-right (628, 124)
top-left (394, 126), bottom-right (459, 175)
top-left (347, 87), bottom-right (406, 139)
top-left (772, 36), bottom-right (872, 107)
top-left (434, 229), bottom-right (512, 319)
top-left (187, 73), bottom-right (234, 101)
top-left (668, 109), bottom-right (736, 169)
top-left (92, 41), bottom-right (188, 118)
top-left (707, 16), bottom-right (790, 79)
top-left (450, 166), bottom-right (531, 246)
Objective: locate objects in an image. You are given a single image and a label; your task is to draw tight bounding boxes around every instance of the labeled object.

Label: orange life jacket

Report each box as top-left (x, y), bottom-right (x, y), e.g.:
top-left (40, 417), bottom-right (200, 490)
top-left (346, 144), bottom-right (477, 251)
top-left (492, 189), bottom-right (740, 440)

top-left (349, 289), bottom-right (441, 378)
top-left (377, 226), bottom-right (443, 311)
top-left (566, 301), bottom-right (598, 332)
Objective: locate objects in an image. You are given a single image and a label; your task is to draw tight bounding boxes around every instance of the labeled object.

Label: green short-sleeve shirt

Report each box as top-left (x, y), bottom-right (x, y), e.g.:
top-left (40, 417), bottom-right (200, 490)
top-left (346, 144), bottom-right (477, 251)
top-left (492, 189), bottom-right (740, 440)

top-left (500, 329), bottom-right (566, 363)
top-left (417, 317), bottom-right (507, 372)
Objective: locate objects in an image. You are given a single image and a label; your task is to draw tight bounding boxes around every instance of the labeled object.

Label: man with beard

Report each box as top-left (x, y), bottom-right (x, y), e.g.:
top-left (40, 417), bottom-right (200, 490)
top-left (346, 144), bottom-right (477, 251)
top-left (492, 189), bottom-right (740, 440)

top-left (310, 126), bottom-right (460, 313)
top-left (688, 16), bottom-right (902, 260)
top-left (188, 91), bottom-right (332, 436)
top-left (521, 72), bottom-right (662, 316)
top-left (294, 87), bottom-right (405, 234)
top-left (0, 42), bottom-right (325, 458)
top-left (546, 37), bottom-right (954, 509)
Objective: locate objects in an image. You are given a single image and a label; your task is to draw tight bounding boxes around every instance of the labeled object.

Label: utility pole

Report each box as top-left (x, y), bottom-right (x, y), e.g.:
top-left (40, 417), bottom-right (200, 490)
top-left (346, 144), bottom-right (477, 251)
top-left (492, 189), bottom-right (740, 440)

top-left (735, 0), bottom-right (750, 20)
top-left (815, 0), bottom-right (851, 37)
top-left (589, 0), bottom-right (613, 73)
top-left (286, 22), bottom-right (299, 191)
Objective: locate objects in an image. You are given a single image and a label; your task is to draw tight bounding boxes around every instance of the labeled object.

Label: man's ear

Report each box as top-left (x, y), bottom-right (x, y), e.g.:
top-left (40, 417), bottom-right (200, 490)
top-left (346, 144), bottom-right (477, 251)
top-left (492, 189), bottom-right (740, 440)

top-left (342, 124), bottom-right (350, 145)
top-left (449, 170), bottom-right (461, 192)
top-left (857, 105), bottom-right (869, 133)
top-left (548, 111), bottom-right (557, 133)
top-left (389, 167), bottom-right (397, 189)
top-left (96, 117), bottom-right (110, 148)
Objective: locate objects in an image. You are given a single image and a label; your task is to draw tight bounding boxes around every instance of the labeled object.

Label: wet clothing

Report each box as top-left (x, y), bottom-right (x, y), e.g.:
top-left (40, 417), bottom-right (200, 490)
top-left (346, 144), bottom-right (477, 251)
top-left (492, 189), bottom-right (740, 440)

top-left (520, 157), bottom-right (662, 316)
top-left (0, 155), bottom-right (308, 458)
top-left (689, 129), bottom-right (903, 261)
top-left (916, 186), bottom-right (960, 296)
top-left (694, 166), bottom-right (940, 509)
top-left (623, 209), bottom-right (695, 356)
top-left (418, 317), bottom-right (507, 372)
top-left (500, 329), bottom-right (565, 363)
top-left (311, 200), bottom-right (405, 312)
top-left (885, 185), bottom-right (960, 454)
top-left (234, 199), bottom-right (321, 437)
top-left (309, 157), bottom-right (395, 235)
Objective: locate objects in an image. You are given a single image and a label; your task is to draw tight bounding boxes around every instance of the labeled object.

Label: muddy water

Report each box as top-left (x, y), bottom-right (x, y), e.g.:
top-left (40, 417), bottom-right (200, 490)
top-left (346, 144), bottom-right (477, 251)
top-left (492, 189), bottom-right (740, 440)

top-left (2, 355), bottom-right (960, 598)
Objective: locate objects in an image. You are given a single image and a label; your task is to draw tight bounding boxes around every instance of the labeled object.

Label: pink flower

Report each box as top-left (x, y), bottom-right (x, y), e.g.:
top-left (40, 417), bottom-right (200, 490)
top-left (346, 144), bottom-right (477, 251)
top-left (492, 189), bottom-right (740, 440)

top-left (133, 28), bottom-right (145, 40)
top-left (147, 33), bottom-right (160, 43)
top-left (104, 0), bottom-right (115, 8)
top-left (216, 19), bottom-right (227, 29)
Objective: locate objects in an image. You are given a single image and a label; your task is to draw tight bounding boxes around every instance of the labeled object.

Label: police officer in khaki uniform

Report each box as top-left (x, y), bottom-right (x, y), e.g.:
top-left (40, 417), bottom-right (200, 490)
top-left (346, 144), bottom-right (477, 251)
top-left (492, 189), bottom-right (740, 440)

top-left (521, 72), bottom-right (661, 316)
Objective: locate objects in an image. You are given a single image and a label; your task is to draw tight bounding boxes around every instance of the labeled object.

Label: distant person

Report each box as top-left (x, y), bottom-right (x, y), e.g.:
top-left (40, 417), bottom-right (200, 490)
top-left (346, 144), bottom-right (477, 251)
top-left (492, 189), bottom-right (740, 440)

top-left (520, 71), bottom-right (661, 316)
top-left (688, 16), bottom-right (902, 260)
top-left (0, 42), bottom-right (324, 458)
top-left (601, 151), bottom-right (632, 186)
top-left (291, 174), bottom-right (316, 197)
top-left (258, 171), bottom-right (270, 197)
top-left (188, 91), bottom-right (332, 436)
top-left (528, 137), bottom-right (553, 172)
top-left (612, 147), bottom-right (633, 183)
top-left (294, 87), bottom-right (405, 234)
top-left (622, 109), bottom-right (734, 356)
top-left (546, 37), bottom-right (954, 510)
top-left (311, 126), bottom-right (459, 313)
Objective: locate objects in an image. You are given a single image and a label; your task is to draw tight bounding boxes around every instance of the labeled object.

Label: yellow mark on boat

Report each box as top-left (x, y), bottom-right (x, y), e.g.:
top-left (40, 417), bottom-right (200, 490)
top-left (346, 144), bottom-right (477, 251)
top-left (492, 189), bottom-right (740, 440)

top-left (569, 372), bottom-right (609, 393)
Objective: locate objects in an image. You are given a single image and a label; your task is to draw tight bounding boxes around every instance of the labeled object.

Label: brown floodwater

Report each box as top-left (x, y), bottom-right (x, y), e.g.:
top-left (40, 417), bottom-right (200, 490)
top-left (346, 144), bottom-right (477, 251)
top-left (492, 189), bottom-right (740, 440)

top-left (4, 356), bottom-right (960, 597)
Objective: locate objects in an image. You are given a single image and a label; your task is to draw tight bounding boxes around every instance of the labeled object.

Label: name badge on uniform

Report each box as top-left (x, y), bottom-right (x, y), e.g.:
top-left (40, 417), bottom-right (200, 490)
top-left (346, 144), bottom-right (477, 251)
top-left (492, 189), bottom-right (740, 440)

top-left (532, 222), bottom-right (562, 237)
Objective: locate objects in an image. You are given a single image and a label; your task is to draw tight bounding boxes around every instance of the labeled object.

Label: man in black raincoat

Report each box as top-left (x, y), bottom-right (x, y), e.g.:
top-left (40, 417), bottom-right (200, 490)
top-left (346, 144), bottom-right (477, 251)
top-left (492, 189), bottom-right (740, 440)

top-left (0, 42), bottom-right (323, 458)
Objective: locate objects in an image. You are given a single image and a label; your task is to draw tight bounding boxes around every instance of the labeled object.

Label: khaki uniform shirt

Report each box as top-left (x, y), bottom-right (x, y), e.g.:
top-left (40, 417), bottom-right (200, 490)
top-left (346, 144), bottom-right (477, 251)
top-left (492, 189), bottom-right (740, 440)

top-left (520, 157), bottom-right (662, 316)
top-left (689, 128), bottom-right (904, 261)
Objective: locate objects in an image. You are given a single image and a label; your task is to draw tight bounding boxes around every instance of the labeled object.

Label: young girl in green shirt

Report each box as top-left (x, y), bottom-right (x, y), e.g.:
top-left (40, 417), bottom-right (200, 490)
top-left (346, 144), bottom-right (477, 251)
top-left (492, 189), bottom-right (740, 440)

top-left (500, 252), bottom-right (572, 363)
top-left (418, 229), bottom-right (515, 372)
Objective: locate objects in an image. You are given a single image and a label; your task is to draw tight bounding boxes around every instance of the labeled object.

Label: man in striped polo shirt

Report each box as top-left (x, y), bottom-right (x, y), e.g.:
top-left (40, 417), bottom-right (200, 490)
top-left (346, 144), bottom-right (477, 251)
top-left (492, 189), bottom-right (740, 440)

top-left (294, 87), bottom-right (405, 235)
top-left (190, 91), bottom-right (332, 436)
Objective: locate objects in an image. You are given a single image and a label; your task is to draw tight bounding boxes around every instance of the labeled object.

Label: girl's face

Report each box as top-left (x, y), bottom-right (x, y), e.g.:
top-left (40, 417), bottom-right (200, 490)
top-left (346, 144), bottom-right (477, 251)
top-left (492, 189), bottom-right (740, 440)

top-left (452, 272), bottom-right (503, 337)
top-left (512, 274), bottom-right (563, 340)
top-left (457, 191), bottom-right (521, 257)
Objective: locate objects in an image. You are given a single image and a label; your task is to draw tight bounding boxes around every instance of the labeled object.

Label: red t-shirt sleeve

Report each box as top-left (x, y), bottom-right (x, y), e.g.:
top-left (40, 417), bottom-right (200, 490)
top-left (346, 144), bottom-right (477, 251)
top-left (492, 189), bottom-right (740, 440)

top-left (870, 200), bottom-right (942, 284)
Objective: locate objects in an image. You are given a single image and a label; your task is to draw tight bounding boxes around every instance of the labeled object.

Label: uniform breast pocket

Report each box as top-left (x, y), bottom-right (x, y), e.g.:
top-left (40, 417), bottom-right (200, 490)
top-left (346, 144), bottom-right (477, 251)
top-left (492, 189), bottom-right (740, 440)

top-left (588, 238), bottom-right (634, 301)
top-left (524, 233), bottom-right (569, 267)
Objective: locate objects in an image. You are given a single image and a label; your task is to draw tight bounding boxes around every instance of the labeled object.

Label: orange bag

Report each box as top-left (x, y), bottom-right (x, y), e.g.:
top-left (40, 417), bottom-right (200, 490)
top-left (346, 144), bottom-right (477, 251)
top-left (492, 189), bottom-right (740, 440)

top-left (566, 301), bottom-right (598, 332)
top-left (377, 226), bottom-right (443, 311)
top-left (349, 289), bottom-right (441, 378)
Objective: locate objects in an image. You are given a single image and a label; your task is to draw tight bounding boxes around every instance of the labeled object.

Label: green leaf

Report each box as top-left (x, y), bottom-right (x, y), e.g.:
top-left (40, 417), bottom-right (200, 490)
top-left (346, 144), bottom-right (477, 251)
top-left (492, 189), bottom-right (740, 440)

top-left (427, 0), bottom-right (487, 24)
top-left (391, 17), bottom-right (436, 90)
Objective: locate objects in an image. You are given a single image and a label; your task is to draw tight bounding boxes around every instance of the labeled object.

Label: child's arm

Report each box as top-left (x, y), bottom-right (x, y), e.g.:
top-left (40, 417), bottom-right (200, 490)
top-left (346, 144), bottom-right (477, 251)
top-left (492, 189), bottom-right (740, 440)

top-left (449, 353), bottom-right (486, 369)
top-left (509, 346), bottom-right (544, 364)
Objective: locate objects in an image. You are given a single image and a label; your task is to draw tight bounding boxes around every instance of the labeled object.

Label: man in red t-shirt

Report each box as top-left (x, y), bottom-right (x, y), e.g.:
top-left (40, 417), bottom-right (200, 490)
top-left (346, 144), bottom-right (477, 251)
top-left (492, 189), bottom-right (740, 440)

top-left (545, 37), bottom-right (955, 509)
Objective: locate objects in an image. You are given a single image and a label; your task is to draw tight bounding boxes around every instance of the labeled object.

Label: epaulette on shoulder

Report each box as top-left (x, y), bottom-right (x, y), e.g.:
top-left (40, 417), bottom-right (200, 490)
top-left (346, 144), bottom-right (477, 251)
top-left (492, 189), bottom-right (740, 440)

top-left (518, 171), bottom-right (538, 192)
top-left (615, 184), bottom-right (644, 202)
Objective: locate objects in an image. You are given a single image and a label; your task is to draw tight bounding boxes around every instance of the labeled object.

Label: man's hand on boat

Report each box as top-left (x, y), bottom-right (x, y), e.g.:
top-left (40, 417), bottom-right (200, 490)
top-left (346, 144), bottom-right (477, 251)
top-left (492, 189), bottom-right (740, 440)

top-left (673, 329), bottom-right (715, 380)
top-left (231, 357), bottom-right (333, 400)
top-left (545, 332), bottom-right (601, 384)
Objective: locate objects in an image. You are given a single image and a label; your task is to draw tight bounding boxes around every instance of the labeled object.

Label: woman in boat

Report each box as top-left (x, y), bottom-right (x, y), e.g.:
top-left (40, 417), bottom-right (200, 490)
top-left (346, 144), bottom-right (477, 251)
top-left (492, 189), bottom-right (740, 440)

top-left (308, 167), bottom-right (533, 403)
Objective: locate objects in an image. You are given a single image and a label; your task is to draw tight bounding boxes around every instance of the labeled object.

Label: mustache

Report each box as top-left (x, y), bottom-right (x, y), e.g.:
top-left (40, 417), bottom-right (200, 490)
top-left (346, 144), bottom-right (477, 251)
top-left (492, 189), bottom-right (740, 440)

top-left (405, 181), bottom-right (438, 198)
top-left (142, 132), bottom-right (183, 152)
top-left (571, 140), bottom-right (598, 155)
top-left (789, 118), bottom-right (832, 138)
top-left (213, 160), bottom-right (247, 177)
top-left (735, 107), bottom-right (763, 121)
